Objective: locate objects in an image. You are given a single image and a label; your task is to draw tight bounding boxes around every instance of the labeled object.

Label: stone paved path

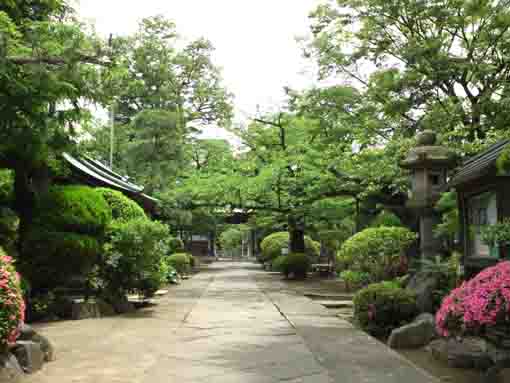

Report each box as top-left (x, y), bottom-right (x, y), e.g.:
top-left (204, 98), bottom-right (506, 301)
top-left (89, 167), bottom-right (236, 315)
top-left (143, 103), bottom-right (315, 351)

top-left (25, 262), bottom-right (437, 383)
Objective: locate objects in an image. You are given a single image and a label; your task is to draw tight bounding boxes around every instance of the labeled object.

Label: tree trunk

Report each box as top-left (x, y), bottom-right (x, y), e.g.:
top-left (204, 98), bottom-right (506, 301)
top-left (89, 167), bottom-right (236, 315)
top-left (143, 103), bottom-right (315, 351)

top-left (288, 215), bottom-right (305, 253)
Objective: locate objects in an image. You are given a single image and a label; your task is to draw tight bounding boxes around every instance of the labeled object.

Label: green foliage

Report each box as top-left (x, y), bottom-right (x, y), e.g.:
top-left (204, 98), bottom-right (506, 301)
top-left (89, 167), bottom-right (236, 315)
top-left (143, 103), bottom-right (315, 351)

top-left (284, 253), bottom-right (311, 280)
top-left (271, 255), bottom-right (288, 272)
top-left (167, 237), bottom-right (185, 254)
top-left (370, 210), bottom-right (402, 228)
top-left (0, 170), bottom-right (14, 206)
top-left (95, 188), bottom-right (146, 223)
top-left (338, 227), bottom-right (416, 282)
top-left (102, 218), bottom-right (170, 298)
top-left (21, 230), bottom-right (101, 290)
top-left (260, 232), bottom-right (319, 262)
top-left (434, 192), bottom-right (460, 244)
top-left (336, 253), bottom-right (353, 273)
top-left (160, 261), bottom-right (179, 284)
top-left (419, 253), bottom-right (461, 311)
top-left (480, 219), bottom-right (510, 246)
top-left (354, 281), bottom-right (417, 337)
top-left (496, 146), bottom-right (510, 175)
top-left (340, 270), bottom-right (370, 291)
top-left (219, 225), bottom-right (250, 253)
top-left (167, 253), bottom-right (191, 275)
top-left (308, 0), bottom-right (510, 145)
top-left (35, 185), bottom-right (111, 235)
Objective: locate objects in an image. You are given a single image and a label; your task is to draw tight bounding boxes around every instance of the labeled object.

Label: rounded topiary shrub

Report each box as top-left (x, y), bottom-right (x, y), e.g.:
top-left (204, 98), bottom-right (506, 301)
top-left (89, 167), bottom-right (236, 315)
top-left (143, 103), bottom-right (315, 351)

top-left (436, 261), bottom-right (510, 341)
top-left (272, 255), bottom-right (288, 272)
top-left (338, 227), bottom-right (416, 283)
top-left (0, 250), bottom-right (25, 349)
top-left (354, 281), bottom-right (417, 337)
top-left (260, 232), bottom-right (320, 262)
top-left (284, 253), bottom-right (311, 279)
top-left (34, 185), bottom-right (112, 235)
top-left (167, 253), bottom-right (191, 275)
top-left (96, 188), bottom-right (147, 222)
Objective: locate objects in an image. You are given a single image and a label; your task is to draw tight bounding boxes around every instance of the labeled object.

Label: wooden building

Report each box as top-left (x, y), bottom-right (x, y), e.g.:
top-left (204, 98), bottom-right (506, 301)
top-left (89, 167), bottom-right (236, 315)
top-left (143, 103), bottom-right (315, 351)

top-left (62, 152), bottom-right (159, 215)
top-left (448, 139), bottom-right (510, 277)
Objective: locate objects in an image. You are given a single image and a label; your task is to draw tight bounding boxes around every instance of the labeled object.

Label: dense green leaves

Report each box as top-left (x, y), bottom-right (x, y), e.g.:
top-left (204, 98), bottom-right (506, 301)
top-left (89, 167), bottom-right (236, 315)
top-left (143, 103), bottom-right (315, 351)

top-left (96, 188), bottom-right (147, 223)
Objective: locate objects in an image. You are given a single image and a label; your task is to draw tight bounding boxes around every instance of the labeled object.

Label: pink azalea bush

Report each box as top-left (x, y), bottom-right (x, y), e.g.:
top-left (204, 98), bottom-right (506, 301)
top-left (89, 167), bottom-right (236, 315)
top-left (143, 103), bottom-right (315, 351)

top-left (436, 261), bottom-right (510, 337)
top-left (0, 251), bottom-right (25, 349)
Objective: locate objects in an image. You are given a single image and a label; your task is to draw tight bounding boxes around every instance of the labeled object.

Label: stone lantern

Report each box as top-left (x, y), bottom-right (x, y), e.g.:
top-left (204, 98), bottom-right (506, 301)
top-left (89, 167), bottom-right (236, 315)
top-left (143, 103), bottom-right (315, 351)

top-left (401, 131), bottom-right (456, 260)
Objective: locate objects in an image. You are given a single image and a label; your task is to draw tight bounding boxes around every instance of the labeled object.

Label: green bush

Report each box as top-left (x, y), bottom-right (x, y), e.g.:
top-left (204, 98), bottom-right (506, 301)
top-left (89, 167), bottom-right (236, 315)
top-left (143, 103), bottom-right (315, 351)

top-left (102, 218), bottom-right (170, 299)
top-left (167, 253), bottom-right (191, 275)
top-left (284, 253), bottom-right (311, 279)
top-left (336, 253), bottom-right (353, 273)
top-left (34, 185), bottom-right (111, 235)
top-left (353, 281), bottom-right (417, 337)
top-left (187, 254), bottom-right (197, 268)
top-left (161, 262), bottom-right (179, 284)
top-left (370, 210), bottom-right (403, 228)
top-left (340, 270), bottom-right (370, 291)
top-left (22, 185), bottom-right (112, 291)
top-left (167, 237), bottom-right (185, 253)
top-left (21, 230), bottom-right (101, 290)
top-left (96, 188), bottom-right (147, 222)
top-left (260, 232), bottom-right (320, 262)
top-left (338, 227), bottom-right (416, 283)
top-left (272, 255), bottom-right (288, 272)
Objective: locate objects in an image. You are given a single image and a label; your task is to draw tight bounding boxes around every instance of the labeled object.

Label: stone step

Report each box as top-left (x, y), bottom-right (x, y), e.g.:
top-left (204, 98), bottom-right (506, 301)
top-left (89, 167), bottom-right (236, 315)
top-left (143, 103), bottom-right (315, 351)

top-left (304, 292), bottom-right (354, 301)
top-left (318, 300), bottom-right (354, 309)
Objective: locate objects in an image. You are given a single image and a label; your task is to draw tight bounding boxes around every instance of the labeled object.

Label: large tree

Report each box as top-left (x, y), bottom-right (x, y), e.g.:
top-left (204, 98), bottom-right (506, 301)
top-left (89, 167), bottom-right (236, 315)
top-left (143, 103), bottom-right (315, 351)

top-left (0, 1), bottom-right (111, 244)
top-left (308, 0), bottom-right (510, 150)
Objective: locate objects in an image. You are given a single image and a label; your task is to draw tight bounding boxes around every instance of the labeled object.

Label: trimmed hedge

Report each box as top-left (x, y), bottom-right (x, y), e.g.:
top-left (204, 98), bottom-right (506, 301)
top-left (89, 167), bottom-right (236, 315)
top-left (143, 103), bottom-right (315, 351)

top-left (21, 230), bottom-right (101, 289)
top-left (260, 232), bottom-right (320, 262)
top-left (96, 188), bottom-right (147, 222)
top-left (285, 253), bottom-right (311, 279)
top-left (338, 227), bottom-right (416, 283)
top-left (354, 281), bottom-right (417, 337)
top-left (34, 185), bottom-right (111, 235)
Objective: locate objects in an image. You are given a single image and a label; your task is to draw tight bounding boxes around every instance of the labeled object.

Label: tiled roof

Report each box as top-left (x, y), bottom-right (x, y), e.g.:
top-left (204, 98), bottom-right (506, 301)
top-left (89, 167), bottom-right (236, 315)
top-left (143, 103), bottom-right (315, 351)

top-left (448, 139), bottom-right (510, 187)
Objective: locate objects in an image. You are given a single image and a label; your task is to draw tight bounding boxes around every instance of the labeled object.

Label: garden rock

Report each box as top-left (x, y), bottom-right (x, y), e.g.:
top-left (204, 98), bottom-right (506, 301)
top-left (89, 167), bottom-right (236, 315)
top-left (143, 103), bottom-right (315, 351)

top-left (0, 353), bottom-right (23, 382)
top-left (97, 299), bottom-right (116, 317)
top-left (18, 324), bottom-right (56, 362)
top-left (429, 337), bottom-right (493, 369)
top-left (406, 273), bottom-right (439, 313)
top-left (71, 301), bottom-right (101, 320)
top-left (11, 341), bottom-right (44, 373)
top-left (388, 313), bottom-right (436, 349)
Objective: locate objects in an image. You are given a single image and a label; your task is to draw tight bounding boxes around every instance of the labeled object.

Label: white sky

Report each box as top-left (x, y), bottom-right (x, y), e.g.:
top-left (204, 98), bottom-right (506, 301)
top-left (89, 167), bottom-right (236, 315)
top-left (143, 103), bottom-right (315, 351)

top-left (77, 0), bottom-right (322, 141)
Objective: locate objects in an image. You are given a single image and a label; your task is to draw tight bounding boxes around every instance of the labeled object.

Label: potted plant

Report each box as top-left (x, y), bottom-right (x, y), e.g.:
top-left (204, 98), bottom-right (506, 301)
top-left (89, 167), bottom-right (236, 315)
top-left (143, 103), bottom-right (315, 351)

top-left (480, 219), bottom-right (510, 259)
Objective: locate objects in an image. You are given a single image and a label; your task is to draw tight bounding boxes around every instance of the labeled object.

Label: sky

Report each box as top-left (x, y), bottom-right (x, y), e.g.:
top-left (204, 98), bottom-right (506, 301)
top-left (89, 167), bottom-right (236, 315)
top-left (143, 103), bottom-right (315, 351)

top-left (77, 0), bottom-right (322, 141)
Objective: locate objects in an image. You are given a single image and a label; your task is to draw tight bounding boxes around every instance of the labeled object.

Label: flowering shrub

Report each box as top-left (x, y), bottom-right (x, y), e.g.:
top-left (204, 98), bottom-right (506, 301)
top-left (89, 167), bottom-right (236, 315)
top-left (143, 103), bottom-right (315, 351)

top-left (0, 251), bottom-right (25, 348)
top-left (436, 261), bottom-right (510, 338)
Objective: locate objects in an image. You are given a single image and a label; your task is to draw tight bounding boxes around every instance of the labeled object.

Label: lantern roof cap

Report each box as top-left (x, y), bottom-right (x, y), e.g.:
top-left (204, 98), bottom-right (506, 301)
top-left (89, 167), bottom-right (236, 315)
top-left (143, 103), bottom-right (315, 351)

top-left (401, 131), bottom-right (457, 170)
